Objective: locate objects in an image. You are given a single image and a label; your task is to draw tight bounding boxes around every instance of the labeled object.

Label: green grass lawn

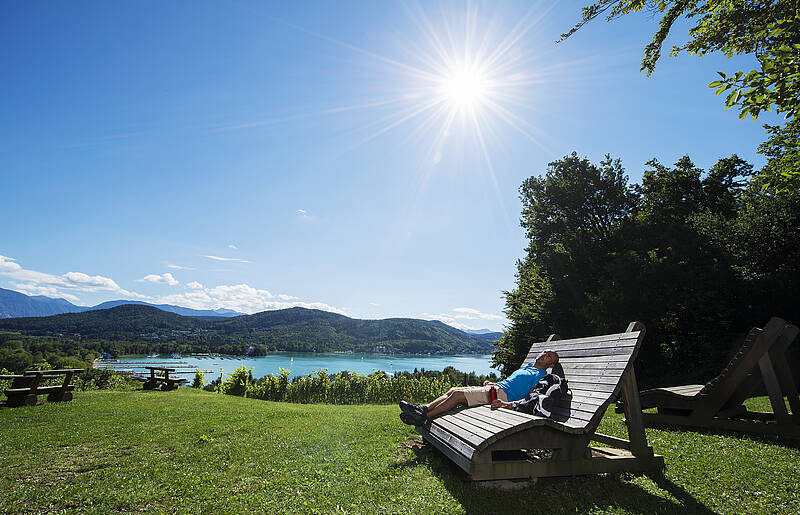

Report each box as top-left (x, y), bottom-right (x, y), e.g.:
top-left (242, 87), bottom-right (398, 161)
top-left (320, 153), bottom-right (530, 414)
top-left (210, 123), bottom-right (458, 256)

top-left (1, 390), bottom-right (798, 514)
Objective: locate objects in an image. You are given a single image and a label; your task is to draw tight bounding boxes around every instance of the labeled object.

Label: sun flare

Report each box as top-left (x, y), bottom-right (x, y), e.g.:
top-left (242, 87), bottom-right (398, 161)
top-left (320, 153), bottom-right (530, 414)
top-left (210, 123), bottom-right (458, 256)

top-left (438, 64), bottom-right (491, 112)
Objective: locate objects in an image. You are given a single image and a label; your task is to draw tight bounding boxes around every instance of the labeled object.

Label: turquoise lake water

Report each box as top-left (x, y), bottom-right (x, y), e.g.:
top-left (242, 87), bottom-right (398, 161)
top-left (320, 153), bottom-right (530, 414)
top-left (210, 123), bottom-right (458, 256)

top-left (99, 351), bottom-right (498, 379)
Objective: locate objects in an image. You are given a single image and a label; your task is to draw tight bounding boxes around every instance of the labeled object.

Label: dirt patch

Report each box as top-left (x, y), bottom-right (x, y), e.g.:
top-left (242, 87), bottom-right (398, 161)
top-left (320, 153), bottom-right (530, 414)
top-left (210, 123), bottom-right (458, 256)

top-left (394, 436), bottom-right (428, 461)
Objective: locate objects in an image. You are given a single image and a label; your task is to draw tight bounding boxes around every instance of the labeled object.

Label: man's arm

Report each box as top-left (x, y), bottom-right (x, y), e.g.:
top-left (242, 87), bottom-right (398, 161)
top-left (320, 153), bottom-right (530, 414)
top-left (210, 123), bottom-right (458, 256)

top-left (490, 399), bottom-right (517, 410)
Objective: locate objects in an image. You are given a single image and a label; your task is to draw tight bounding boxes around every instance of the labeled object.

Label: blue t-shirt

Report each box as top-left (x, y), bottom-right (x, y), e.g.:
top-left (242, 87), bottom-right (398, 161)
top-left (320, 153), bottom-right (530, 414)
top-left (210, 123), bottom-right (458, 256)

top-left (496, 364), bottom-right (546, 401)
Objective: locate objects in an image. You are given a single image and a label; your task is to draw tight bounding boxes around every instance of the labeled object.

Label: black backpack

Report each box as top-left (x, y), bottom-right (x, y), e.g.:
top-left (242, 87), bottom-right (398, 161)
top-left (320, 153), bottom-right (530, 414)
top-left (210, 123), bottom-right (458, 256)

top-left (514, 373), bottom-right (570, 417)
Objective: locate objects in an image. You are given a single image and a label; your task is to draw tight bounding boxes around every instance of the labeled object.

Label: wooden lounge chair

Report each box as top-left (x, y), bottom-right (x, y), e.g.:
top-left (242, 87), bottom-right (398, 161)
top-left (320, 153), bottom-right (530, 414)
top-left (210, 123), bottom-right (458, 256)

top-left (415, 322), bottom-right (664, 481)
top-left (638, 317), bottom-right (800, 438)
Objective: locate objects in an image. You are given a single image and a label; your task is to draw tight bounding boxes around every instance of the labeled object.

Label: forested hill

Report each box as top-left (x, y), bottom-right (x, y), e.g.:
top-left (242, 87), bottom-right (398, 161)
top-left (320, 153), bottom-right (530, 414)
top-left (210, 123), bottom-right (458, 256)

top-left (0, 305), bottom-right (494, 355)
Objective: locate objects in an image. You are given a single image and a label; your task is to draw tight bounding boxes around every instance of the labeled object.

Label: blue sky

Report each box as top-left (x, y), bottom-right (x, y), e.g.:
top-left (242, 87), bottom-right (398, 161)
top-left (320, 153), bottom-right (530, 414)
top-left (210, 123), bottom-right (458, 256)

top-left (0, 1), bottom-right (778, 331)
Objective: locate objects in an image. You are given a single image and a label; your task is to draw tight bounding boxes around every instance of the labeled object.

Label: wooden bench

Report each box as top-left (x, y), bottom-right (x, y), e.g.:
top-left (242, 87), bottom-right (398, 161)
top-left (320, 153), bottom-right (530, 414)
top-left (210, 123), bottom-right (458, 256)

top-left (638, 317), bottom-right (800, 438)
top-left (1, 368), bottom-right (84, 407)
top-left (141, 367), bottom-right (188, 391)
top-left (416, 322), bottom-right (664, 480)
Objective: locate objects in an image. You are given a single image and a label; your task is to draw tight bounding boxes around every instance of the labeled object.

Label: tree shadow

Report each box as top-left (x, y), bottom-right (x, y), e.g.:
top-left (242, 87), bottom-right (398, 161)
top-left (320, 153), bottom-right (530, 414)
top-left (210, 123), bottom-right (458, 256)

top-left (645, 420), bottom-right (800, 450)
top-left (392, 438), bottom-right (717, 515)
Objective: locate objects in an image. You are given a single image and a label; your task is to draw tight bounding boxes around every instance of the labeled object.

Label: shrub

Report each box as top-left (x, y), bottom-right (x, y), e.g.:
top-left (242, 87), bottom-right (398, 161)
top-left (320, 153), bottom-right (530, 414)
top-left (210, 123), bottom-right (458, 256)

top-left (192, 369), bottom-right (204, 389)
top-left (219, 366), bottom-right (253, 397)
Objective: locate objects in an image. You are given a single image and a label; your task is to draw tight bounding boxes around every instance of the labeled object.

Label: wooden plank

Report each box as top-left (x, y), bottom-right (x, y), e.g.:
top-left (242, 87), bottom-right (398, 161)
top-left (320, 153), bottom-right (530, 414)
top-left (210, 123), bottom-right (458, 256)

top-left (528, 331), bottom-right (640, 348)
top-left (560, 361), bottom-right (631, 369)
top-left (567, 388), bottom-right (617, 401)
top-left (557, 355), bottom-right (636, 364)
top-left (526, 342), bottom-right (637, 359)
top-left (426, 424), bottom-right (478, 457)
top-left (621, 369), bottom-right (652, 457)
top-left (417, 427), bottom-right (474, 472)
top-left (592, 432), bottom-right (631, 450)
top-left (455, 409), bottom-right (519, 431)
top-left (758, 353), bottom-right (792, 425)
top-left (435, 416), bottom-right (496, 442)
top-left (550, 347), bottom-right (637, 358)
top-left (469, 406), bottom-right (538, 426)
top-left (35, 386), bottom-right (75, 394)
top-left (561, 369), bottom-right (628, 380)
top-left (448, 413), bottom-right (513, 436)
top-left (470, 449), bottom-right (662, 481)
top-left (564, 376), bottom-right (622, 386)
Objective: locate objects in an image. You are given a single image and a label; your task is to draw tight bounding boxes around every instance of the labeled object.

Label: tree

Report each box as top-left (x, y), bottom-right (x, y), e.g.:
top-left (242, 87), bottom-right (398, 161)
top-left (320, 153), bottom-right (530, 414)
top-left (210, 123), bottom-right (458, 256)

top-left (561, 1), bottom-right (800, 187)
top-left (494, 153), bottom-right (636, 374)
top-left (495, 153), bottom-right (785, 386)
top-left (758, 118), bottom-right (800, 192)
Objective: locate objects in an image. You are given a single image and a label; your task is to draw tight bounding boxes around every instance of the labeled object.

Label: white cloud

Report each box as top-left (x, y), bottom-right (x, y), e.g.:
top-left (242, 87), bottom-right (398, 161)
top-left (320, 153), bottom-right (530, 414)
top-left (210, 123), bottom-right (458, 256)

top-left (420, 307), bottom-right (505, 331)
top-left (186, 281), bottom-right (203, 290)
top-left (156, 282), bottom-right (347, 316)
top-left (137, 273), bottom-right (179, 286)
top-left (0, 254), bottom-right (147, 300)
top-left (0, 255), bottom-right (23, 272)
top-left (168, 264), bottom-right (195, 270)
top-left (11, 283), bottom-right (81, 303)
top-left (296, 209), bottom-right (307, 215)
top-left (203, 255), bottom-right (251, 263)
top-left (228, 244), bottom-right (238, 250)
top-left (369, 302), bottom-right (380, 306)
top-left (453, 307), bottom-right (481, 315)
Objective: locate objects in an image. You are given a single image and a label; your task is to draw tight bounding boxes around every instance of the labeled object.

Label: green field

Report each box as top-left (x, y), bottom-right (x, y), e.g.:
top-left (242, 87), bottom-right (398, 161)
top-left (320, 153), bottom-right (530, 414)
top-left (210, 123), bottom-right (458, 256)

top-left (1, 390), bottom-right (798, 514)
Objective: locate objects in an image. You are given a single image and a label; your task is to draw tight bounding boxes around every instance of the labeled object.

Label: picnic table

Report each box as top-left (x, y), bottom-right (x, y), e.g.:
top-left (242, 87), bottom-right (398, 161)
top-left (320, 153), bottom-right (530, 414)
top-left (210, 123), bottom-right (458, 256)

top-left (141, 367), bottom-right (188, 391)
top-left (0, 368), bottom-right (84, 407)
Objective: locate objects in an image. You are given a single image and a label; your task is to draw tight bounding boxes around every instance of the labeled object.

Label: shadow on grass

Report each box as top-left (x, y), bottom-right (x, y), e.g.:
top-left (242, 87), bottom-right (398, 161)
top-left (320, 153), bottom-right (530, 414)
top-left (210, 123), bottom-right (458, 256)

top-left (393, 439), bottom-right (716, 515)
top-left (647, 421), bottom-right (800, 450)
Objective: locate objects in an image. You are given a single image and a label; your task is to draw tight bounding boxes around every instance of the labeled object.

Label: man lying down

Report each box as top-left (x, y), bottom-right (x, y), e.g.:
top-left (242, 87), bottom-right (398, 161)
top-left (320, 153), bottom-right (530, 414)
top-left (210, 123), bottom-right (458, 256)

top-left (399, 350), bottom-right (559, 425)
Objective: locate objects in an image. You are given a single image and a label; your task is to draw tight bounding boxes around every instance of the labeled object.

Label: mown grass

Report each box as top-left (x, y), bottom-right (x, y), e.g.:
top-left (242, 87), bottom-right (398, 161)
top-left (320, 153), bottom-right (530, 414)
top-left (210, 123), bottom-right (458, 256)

top-left (1, 391), bottom-right (798, 514)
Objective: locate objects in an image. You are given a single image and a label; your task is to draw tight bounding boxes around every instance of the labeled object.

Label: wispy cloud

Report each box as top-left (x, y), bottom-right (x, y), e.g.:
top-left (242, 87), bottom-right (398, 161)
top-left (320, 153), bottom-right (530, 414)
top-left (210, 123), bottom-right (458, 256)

top-left (136, 273), bottom-right (179, 286)
top-left (420, 307), bottom-right (505, 330)
top-left (203, 255), bottom-right (251, 263)
top-left (168, 264), bottom-right (195, 270)
top-left (156, 282), bottom-right (346, 316)
top-left (228, 244), bottom-right (238, 250)
top-left (0, 254), bottom-right (147, 301)
top-left (296, 208), bottom-right (315, 221)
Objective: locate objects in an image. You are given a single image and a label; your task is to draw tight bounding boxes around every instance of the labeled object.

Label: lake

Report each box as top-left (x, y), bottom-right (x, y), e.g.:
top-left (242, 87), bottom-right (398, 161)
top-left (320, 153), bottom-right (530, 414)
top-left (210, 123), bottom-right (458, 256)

top-left (100, 351), bottom-right (498, 379)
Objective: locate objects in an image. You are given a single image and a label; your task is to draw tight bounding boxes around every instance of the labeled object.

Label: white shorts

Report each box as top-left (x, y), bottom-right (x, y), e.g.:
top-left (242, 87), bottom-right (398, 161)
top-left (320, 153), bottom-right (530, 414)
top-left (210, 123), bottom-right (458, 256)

top-left (461, 385), bottom-right (508, 407)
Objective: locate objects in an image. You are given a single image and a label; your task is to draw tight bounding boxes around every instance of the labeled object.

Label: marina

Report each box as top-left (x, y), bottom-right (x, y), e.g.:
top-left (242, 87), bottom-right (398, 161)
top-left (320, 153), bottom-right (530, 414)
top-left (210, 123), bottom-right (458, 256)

top-left (94, 351), bottom-right (497, 380)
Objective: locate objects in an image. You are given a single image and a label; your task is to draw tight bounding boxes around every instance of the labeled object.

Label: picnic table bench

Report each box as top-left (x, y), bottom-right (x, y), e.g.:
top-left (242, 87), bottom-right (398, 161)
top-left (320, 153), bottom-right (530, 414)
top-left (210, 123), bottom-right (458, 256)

top-left (415, 322), bottom-right (663, 480)
top-left (0, 368), bottom-right (84, 407)
top-left (141, 367), bottom-right (188, 391)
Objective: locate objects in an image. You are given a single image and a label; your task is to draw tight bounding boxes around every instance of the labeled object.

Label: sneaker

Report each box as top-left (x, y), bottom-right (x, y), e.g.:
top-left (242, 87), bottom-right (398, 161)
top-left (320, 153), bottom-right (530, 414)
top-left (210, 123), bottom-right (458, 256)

top-left (399, 411), bottom-right (426, 426)
top-left (399, 400), bottom-right (427, 418)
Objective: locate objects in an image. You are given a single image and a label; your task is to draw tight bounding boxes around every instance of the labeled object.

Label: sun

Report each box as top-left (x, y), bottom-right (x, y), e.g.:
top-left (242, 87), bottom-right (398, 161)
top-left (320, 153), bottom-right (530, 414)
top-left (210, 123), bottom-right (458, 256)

top-left (438, 63), bottom-right (491, 112)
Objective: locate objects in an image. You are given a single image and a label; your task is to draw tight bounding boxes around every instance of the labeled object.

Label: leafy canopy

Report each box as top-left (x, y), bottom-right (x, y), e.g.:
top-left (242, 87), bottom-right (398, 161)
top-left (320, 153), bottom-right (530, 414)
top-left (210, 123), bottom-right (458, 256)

top-left (561, 1), bottom-right (800, 121)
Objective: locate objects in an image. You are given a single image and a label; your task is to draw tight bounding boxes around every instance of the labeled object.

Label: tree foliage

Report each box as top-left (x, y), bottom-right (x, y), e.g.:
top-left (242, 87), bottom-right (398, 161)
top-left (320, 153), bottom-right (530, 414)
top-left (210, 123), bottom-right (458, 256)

top-left (561, 0), bottom-right (800, 188)
top-left (495, 153), bottom-right (800, 386)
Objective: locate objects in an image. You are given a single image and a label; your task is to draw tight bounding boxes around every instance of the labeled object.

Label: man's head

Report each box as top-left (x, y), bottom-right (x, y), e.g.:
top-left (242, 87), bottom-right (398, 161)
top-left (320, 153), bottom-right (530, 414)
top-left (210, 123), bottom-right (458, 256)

top-left (533, 349), bottom-right (559, 369)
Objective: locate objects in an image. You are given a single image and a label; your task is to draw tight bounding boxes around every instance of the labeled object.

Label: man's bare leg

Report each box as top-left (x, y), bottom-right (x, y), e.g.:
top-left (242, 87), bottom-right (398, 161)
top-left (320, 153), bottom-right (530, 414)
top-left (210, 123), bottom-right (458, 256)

top-left (425, 389), bottom-right (468, 419)
top-left (424, 387), bottom-right (460, 412)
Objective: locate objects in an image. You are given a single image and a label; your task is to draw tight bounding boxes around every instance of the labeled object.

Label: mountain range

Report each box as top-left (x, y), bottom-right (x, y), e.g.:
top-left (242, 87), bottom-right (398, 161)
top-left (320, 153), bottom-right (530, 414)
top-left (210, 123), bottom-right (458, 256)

top-left (0, 288), bottom-right (243, 319)
top-left (0, 303), bottom-right (497, 355)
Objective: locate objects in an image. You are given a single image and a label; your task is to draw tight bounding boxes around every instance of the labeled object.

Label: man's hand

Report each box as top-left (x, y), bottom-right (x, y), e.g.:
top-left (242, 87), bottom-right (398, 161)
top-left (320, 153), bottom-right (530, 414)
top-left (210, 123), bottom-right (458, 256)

top-left (483, 381), bottom-right (495, 387)
top-left (491, 399), bottom-right (514, 410)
